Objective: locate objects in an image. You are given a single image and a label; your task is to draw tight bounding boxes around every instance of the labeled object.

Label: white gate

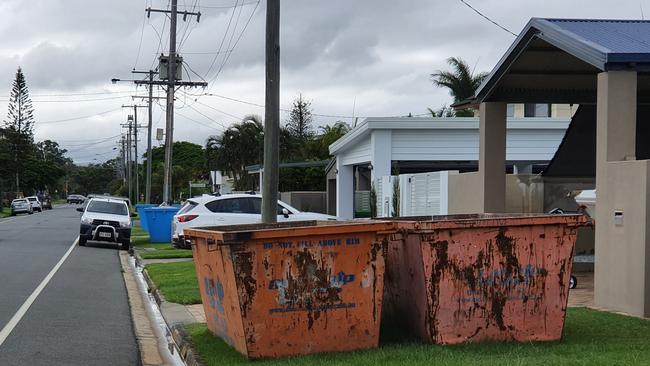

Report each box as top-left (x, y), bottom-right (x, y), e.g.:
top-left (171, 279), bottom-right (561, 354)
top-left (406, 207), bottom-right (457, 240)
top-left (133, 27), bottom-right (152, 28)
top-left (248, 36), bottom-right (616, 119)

top-left (375, 171), bottom-right (458, 217)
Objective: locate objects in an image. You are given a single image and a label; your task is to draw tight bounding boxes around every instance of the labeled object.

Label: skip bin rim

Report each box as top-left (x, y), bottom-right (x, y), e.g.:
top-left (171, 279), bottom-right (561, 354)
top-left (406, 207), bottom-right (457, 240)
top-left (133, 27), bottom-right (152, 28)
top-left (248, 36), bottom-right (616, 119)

top-left (387, 214), bottom-right (587, 230)
top-left (184, 220), bottom-right (396, 244)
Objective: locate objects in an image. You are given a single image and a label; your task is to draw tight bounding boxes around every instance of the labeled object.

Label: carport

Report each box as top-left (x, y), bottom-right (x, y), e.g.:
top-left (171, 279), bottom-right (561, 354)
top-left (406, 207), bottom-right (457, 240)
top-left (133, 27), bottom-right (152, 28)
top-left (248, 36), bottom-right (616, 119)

top-left (459, 18), bottom-right (650, 317)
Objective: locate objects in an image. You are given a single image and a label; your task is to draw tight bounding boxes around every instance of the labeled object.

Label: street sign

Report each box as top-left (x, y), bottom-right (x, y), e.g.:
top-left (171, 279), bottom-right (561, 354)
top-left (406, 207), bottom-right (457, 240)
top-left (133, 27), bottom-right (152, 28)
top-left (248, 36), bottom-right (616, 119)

top-left (190, 183), bottom-right (207, 188)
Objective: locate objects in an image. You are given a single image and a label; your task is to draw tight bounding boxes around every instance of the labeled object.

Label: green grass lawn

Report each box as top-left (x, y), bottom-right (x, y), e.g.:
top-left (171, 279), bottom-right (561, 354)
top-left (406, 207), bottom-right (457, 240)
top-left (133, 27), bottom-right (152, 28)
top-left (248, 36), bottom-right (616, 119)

top-left (185, 308), bottom-right (650, 365)
top-left (141, 249), bottom-right (193, 259)
top-left (145, 261), bottom-right (200, 304)
top-left (0, 207), bottom-right (11, 218)
top-left (131, 224), bottom-right (192, 259)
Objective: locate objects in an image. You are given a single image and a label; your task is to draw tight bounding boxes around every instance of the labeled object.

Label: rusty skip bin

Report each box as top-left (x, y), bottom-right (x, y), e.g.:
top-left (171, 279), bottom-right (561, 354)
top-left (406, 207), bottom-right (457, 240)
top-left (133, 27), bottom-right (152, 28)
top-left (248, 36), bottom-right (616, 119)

top-left (184, 220), bottom-right (395, 359)
top-left (381, 214), bottom-right (587, 345)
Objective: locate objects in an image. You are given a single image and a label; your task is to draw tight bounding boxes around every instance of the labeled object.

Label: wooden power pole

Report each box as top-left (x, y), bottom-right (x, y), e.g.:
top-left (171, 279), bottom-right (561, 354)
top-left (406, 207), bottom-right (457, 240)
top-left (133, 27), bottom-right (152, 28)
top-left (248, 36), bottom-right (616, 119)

top-left (262, 0), bottom-right (280, 223)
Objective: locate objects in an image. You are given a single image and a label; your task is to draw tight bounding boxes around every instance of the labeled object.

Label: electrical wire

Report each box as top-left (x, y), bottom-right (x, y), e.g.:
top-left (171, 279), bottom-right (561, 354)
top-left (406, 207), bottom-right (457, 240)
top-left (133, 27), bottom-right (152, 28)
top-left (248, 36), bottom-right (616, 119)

top-left (202, 0), bottom-right (240, 79)
top-left (133, 0), bottom-right (149, 69)
top-left (205, 0), bottom-right (260, 87)
top-left (38, 108), bottom-right (122, 125)
top-left (457, 0), bottom-right (517, 37)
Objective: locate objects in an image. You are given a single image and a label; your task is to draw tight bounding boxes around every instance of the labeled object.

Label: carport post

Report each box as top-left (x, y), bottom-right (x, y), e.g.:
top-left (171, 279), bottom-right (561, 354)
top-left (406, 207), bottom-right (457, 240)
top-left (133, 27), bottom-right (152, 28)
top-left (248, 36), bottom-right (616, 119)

top-left (478, 102), bottom-right (507, 213)
top-left (336, 159), bottom-right (354, 219)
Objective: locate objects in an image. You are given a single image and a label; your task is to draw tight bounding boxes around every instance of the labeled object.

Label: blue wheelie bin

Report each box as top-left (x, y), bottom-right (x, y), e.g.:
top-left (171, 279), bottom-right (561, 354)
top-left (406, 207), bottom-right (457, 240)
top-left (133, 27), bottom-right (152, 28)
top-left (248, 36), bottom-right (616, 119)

top-left (135, 204), bottom-right (157, 231)
top-left (144, 207), bottom-right (180, 243)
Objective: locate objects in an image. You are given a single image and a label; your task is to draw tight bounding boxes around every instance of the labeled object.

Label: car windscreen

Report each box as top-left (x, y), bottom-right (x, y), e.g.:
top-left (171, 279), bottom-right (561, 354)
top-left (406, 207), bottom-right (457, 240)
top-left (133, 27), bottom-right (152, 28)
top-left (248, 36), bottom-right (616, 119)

top-left (86, 201), bottom-right (128, 216)
top-left (27, 197), bottom-right (37, 201)
top-left (177, 200), bottom-right (198, 215)
top-left (12, 200), bottom-right (27, 204)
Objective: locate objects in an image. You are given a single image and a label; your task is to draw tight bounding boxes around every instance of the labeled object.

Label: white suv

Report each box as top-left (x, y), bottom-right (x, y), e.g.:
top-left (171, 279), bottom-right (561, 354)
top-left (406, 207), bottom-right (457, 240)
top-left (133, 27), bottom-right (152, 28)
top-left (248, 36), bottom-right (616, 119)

top-left (172, 194), bottom-right (337, 248)
top-left (78, 197), bottom-right (134, 250)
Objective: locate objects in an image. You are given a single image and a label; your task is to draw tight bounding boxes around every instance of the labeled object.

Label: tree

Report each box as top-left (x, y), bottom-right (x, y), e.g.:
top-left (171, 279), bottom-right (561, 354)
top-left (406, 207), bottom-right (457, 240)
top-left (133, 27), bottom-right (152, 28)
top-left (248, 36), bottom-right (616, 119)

top-left (3, 67), bottom-right (36, 194)
top-left (147, 141), bottom-right (206, 201)
top-left (430, 57), bottom-right (488, 117)
top-left (284, 94), bottom-right (314, 158)
top-left (206, 115), bottom-right (263, 191)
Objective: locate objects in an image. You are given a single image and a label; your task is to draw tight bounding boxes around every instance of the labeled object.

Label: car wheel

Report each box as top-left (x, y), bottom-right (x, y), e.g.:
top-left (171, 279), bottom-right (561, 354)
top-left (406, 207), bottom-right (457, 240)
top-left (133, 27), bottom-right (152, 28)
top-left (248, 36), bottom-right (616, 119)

top-left (120, 239), bottom-right (131, 251)
top-left (79, 237), bottom-right (87, 246)
top-left (28, 211), bottom-right (33, 215)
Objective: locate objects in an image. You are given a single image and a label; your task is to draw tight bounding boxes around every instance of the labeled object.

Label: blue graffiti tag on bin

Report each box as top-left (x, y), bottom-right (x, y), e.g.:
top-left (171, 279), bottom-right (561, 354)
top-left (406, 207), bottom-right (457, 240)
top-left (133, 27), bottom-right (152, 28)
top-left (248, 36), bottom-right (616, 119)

top-left (330, 272), bottom-right (355, 287)
top-left (204, 278), bottom-right (225, 313)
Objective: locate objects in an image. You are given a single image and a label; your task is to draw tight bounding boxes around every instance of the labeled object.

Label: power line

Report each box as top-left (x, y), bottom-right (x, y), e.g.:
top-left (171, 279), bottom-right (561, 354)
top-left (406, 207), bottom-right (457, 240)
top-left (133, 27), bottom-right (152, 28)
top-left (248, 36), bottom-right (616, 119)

top-left (203, 0), bottom-right (240, 79)
top-left (457, 0), bottom-right (517, 37)
top-left (133, 0), bottom-right (148, 69)
top-left (185, 103), bottom-right (232, 129)
top-left (205, 0), bottom-right (260, 86)
top-left (38, 108), bottom-right (122, 125)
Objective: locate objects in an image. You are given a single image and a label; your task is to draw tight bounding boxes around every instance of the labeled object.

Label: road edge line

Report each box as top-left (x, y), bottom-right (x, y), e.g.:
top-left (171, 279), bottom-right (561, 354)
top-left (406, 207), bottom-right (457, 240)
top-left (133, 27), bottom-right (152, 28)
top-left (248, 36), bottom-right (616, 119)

top-left (0, 237), bottom-right (78, 346)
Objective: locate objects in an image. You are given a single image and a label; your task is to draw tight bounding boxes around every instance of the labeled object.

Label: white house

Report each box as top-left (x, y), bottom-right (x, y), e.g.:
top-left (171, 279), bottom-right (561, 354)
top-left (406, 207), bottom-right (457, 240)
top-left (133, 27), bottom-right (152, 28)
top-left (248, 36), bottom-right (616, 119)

top-left (328, 115), bottom-right (571, 219)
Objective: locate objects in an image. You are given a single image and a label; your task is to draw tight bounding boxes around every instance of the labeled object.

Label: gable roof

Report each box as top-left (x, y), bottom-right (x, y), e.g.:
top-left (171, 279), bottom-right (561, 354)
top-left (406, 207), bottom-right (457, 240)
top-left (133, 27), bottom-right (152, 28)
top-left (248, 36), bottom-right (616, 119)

top-left (474, 18), bottom-right (650, 104)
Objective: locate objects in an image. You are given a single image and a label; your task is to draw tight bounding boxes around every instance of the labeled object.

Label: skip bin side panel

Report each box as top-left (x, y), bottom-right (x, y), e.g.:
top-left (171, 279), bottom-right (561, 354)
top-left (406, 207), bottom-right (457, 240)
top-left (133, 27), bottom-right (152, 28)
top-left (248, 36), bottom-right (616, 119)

top-left (191, 236), bottom-right (249, 355)
top-left (234, 231), bottom-right (385, 359)
top-left (418, 223), bottom-right (578, 344)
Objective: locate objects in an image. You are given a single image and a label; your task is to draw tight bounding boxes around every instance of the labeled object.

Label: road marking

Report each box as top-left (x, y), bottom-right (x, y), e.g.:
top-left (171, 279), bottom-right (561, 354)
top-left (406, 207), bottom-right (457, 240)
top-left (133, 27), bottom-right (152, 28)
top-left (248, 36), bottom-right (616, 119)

top-left (0, 237), bottom-right (78, 347)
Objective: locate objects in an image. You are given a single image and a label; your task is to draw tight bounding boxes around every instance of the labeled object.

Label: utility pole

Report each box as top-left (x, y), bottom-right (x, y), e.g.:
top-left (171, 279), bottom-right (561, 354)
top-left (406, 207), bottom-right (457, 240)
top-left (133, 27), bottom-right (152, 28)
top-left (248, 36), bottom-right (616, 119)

top-left (262, 0), bottom-right (280, 223)
top-left (126, 120), bottom-right (133, 202)
top-left (163, 0), bottom-right (178, 206)
top-left (131, 70), bottom-right (162, 204)
top-left (143, 1), bottom-right (206, 204)
top-left (123, 105), bottom-right (146, 203)
top-left (121, 136), bottom-right (127, 183)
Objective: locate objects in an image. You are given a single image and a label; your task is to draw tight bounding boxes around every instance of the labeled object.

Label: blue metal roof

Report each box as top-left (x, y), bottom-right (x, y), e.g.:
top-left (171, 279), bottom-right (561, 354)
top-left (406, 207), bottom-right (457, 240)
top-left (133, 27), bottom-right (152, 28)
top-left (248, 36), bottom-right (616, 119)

top-left (472, 18), bottom-right (650, 104)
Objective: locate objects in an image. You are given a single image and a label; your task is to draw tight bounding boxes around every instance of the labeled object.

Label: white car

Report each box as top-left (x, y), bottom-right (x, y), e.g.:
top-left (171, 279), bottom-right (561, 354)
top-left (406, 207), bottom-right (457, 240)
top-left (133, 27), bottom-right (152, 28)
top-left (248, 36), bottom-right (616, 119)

top-left (172, 194), bottom-right (337, 248)
top-left (77, 197), bottom-right (134, 250)
top-left (25, 196), bottom-right (42, 212)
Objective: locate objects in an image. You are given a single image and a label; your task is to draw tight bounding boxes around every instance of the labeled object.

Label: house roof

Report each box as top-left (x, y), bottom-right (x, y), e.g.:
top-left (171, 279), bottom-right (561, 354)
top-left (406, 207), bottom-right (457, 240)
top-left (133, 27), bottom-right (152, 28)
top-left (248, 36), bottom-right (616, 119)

top-left (472, 18), bottom-right (650, 105)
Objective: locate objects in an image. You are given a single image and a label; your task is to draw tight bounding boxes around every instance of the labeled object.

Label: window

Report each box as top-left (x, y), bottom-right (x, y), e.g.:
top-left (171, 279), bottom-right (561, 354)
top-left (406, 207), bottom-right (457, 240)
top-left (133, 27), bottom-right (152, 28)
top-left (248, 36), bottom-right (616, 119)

top-left (247, 198), bottom-right (292, 215)
top-left (506, 104), bottom-right (515, 117)
top-left (205, 198), bottom-right (247, 213)
top-left (86, 201), bottom-right (128, 216)
top-left (177, 200), bottom-right (198, 215)
top-left (524, 103), bottom-right (551, 117)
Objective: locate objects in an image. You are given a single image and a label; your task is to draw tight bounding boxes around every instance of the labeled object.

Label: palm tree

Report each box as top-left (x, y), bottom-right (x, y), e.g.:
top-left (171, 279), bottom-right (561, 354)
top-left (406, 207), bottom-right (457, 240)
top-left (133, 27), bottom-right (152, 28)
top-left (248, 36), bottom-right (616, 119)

top-left (430, 57), bottom-right (489, 117)
top-left (206, 115), bottom-right (264, 190)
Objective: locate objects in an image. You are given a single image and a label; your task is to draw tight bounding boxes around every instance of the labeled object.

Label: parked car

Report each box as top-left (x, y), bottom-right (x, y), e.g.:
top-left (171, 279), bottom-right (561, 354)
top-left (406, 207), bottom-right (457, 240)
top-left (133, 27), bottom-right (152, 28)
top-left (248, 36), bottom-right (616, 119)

top-left (10, 198), bottom-right (33, 215)
top-left (67, 194), bottom-right (86, 204)
top-left (26, 196), bottom-right (42, 212)
top-left (87, 194), bottom-right (132, 211)
top-left (77, 197), bottom-right (135, 250)
top-left (41, 196), bottom-right (53, 210)
top-left (172, 194), bottom-right (337, 249)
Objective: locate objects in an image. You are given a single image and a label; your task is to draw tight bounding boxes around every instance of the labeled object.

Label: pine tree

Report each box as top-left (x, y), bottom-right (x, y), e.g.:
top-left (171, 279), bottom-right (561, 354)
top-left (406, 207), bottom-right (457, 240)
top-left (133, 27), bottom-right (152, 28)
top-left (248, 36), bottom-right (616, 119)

top-left (286, 94), bottom-right (314, 141)
top-left (4, 67), bottom-right (35, 194)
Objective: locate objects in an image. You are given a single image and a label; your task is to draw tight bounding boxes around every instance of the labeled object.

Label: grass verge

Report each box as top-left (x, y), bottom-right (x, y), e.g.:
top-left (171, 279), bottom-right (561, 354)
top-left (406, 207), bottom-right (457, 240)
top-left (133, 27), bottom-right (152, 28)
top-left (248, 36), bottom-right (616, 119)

top-left (131, 221), bottom-right (192, 259)
top-left (145, 261), bottom-right (200, 304)
top-left (184, 308), bottom-right (650, 365)
top-left (1, 207), bottom-right (11, 218)
top-left (141, 249), bottom-right (193, 259)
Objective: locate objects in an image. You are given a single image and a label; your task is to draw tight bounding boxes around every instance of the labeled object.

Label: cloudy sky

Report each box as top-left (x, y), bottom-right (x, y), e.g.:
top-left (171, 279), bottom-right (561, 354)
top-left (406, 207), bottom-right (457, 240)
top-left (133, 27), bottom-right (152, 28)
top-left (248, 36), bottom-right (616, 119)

top-left (0, 0), bottom-right (644, 163)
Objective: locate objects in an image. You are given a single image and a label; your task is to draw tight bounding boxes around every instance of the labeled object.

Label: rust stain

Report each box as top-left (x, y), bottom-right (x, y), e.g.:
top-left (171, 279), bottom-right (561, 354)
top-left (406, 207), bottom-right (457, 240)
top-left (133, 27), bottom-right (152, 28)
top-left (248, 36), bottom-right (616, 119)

top-left (233, 250), bottom-right (257, 317)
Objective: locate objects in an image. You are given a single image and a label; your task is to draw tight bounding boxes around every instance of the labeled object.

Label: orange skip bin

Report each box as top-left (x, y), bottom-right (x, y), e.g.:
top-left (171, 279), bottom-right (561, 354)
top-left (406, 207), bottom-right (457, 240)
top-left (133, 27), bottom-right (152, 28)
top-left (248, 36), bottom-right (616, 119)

top-left (381, 214), bottom-right (587, 344)
top-left (185, 220), bottom-right (394, 359)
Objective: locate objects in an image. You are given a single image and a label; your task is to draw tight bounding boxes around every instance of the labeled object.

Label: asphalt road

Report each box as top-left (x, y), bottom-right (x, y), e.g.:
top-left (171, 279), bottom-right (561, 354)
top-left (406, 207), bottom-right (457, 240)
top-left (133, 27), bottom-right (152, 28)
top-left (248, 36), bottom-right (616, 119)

top-left (0, 205), bottom-right (140, 365)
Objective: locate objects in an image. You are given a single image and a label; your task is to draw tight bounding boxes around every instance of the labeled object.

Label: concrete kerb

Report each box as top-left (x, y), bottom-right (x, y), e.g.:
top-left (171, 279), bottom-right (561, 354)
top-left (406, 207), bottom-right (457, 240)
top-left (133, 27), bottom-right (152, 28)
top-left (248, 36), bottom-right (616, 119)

top-left (140, 260), bottom-right (205, 366)
top-left (119, 251), bottom-right (175, 366)
top-left (171, 325), bottom-right (206, 366)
